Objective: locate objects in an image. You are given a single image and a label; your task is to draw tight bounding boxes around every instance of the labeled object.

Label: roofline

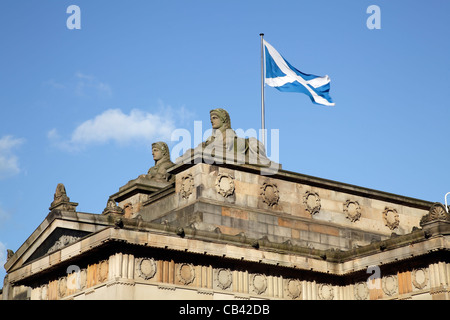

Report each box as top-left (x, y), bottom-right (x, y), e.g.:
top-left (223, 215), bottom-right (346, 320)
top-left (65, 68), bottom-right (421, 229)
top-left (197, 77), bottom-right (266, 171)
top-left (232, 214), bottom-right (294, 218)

top-left (7, 214), bottom-right (450, 284)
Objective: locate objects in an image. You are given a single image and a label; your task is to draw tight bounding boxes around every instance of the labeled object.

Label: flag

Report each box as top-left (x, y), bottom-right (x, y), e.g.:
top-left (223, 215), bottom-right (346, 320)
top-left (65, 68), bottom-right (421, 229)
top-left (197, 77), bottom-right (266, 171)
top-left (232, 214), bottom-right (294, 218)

top-left (263, 40), bottom-right (335, 106)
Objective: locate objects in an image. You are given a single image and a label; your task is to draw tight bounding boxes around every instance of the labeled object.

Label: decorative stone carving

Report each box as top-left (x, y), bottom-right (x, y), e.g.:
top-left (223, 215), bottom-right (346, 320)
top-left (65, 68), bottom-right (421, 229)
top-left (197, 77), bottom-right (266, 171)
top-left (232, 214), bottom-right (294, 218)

top-left (285, 279), bottom-right (302, 299)
top-left (412, 268), bottom-right (429, 290)
top-left (102, 197), bottom-right (124, 216)
top-left (136, 258), bottom-right (157, 280)
top-left (343, 200), bottom-right (362, 222)
top-left (79, 269), bottom-right (87, 290)
top-left (49, 183), bottom-right (78, 212)
top-left (6, 249), bottom-right (14, 261)
top-left (53, 183), bottom-right (69, 203)
top-left (303, 191), bottom-right (321, 215)
top-left (178, 108), bottom-right (274, 167)
top-left (382, 207), bottom-right (400, 230)
top-left (180, 174), bottom-right (194, 199)
top-left (420, 202), bottom-right (450, 226)
top-left (354, 282), bottom-right (369, 300)
top-left (58, 277), bottom-right (67, 298)
top-left (40, 284), bottom-right (48, 300)
top-left (47, 235), bottom-right (81, 254)
top-left (97, 260), bottom-right (109, 282)
top-left (67, 269), bottom-right (80, 292)
top-left (318, 283), bottom-right (334, 300)
top-left (177, 263), bottom-right (195, 285)
top-left (215, 268), bottom-right (232, 290)
top-left (250, 273), bottom-right (267, 295)
top-left (260, 182), bottom-right (279, 207)
top-left (382, 275), bottom-right (398, 296)
top-left (215, 173), bottom-right (235, 198)
top-left (144, 141), bottom-right (175, 182)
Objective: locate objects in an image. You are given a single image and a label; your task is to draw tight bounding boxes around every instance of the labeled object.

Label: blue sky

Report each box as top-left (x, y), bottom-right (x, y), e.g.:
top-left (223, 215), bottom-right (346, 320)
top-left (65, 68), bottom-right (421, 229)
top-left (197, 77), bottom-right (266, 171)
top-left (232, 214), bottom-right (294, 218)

top-left (1, 1), bottom-right (449, 283)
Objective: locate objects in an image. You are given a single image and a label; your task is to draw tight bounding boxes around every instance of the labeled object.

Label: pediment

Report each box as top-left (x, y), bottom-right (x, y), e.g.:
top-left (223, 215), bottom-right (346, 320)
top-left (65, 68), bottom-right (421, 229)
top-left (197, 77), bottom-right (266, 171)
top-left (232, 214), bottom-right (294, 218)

top-left (25, 227), bottom-right (90, 264)
top-left (4, 210), bottom-right (111, 273)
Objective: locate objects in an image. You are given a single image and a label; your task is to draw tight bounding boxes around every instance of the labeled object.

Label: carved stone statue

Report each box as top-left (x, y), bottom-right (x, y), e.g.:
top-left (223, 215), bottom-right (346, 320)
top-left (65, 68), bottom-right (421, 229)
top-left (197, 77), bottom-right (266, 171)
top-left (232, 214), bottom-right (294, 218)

top-left (145, 141), bottom-right (174, 182)
top-left (6, 249), bottom-right (14, 261)
top-left (102, 197), bottom-right (124, 216)
top-left (203, 108), bottom-right (233, 148)
top-left (49, 183), bottom-right (78, 212)
top-left (112, 142), bottom-right (174, 217)
top-left (194, 108), bottom-right (271, 166)
top-left (53, 183), bottom-right (70, 204)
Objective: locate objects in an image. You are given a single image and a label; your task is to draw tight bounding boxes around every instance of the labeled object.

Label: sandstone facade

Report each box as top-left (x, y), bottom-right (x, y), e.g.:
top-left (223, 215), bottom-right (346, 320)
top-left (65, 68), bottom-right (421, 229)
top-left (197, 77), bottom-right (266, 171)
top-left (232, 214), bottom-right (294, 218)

top-left (2, 159), bottom-right (450, 300)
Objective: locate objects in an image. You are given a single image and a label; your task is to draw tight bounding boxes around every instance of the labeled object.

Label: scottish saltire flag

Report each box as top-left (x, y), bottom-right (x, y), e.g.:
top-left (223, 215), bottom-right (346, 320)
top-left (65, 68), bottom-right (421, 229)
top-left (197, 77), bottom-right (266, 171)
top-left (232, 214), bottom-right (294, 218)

top-left (263, 40), bottom-right (335, 106)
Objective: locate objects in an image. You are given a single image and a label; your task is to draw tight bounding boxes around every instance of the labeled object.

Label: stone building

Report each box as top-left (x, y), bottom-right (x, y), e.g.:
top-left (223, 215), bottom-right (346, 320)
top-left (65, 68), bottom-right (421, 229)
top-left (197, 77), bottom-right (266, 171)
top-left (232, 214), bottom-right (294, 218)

top-left (2, 110), bottom-right (450, 300)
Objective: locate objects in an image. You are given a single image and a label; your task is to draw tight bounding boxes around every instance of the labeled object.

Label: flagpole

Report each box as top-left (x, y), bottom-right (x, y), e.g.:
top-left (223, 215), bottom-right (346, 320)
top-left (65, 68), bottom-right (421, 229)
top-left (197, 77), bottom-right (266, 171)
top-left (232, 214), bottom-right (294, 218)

top-left (260, 33), bottom-right (266, 147)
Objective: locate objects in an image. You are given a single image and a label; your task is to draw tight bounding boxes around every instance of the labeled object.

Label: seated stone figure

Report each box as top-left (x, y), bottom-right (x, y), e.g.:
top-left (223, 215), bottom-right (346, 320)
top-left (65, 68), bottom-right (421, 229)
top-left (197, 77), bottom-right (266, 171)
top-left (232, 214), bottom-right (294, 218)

top-left (199, 108), bottom-right (271, 166)
top-left (145, 141), bottom-right (175, 182)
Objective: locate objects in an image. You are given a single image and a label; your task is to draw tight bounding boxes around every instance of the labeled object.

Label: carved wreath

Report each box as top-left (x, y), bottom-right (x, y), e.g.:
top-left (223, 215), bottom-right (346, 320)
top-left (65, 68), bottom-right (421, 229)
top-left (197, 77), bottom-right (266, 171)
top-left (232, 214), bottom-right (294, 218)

top-left (317, 283), bottom-right (334, 300)
top-left (97, 260), bottom-right (109, 282)
top-left (40, 284), bottom-right (49, 300)
top-left (382, 207), bottom-right (400, 230)
top-left (177, 263), bottom-right (195, 285)
top-left (303, 191), bottom-right (321, 215)
top-left (412, 268), bottom-right (428, 290)
top-left (343, 200), bottom-right (362, 222)
top-left (215, 174), bottom-right (235, 198)
top-left (58, 277), bottom-right (67, 298)
top-left (215, 268), bottom-right (233, 290)
top-left (79, 269), bottom-right (87, 290)
top-left (285, 279), bottom-right (302, 299)
top-left (382, 275), bottom-right (398, 296)
top-left (250, 273), bottom-right (267, 295)
top-left (136, 257), bottom-right (157, 280)
top-left (354, 282), bottom-right (369, 300)
top-left (180, 174), bottom-right (194, 199)
top-left (260, 183), bottom-right (279, 207)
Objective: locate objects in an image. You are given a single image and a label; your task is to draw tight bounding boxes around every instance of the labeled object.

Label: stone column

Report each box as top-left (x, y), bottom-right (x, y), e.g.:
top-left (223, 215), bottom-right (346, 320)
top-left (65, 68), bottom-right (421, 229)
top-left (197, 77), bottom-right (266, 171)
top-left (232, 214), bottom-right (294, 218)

top-left (429, 262), bottom-right (450, 300)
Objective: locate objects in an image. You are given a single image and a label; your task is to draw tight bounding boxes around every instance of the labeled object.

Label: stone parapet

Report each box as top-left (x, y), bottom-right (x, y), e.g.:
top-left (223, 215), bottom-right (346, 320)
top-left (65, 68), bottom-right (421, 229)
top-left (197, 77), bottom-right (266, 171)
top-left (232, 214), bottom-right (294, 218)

top-left (139, 163), bottom-right (431, 251)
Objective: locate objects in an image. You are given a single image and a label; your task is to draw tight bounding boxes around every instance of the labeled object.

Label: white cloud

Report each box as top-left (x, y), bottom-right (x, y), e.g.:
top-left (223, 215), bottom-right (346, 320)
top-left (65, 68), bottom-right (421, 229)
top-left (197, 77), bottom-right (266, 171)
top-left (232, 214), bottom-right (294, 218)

top-left (42, 78), bottom-right (66, 89)
top-left (0, 135), bottom-right (25, 179)
top-left (43, 72), bottom-right (112, 98)
top-left (49, 108), bottom-right (176, 151)
top-left (75, 72), bottom-right (112, 98)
